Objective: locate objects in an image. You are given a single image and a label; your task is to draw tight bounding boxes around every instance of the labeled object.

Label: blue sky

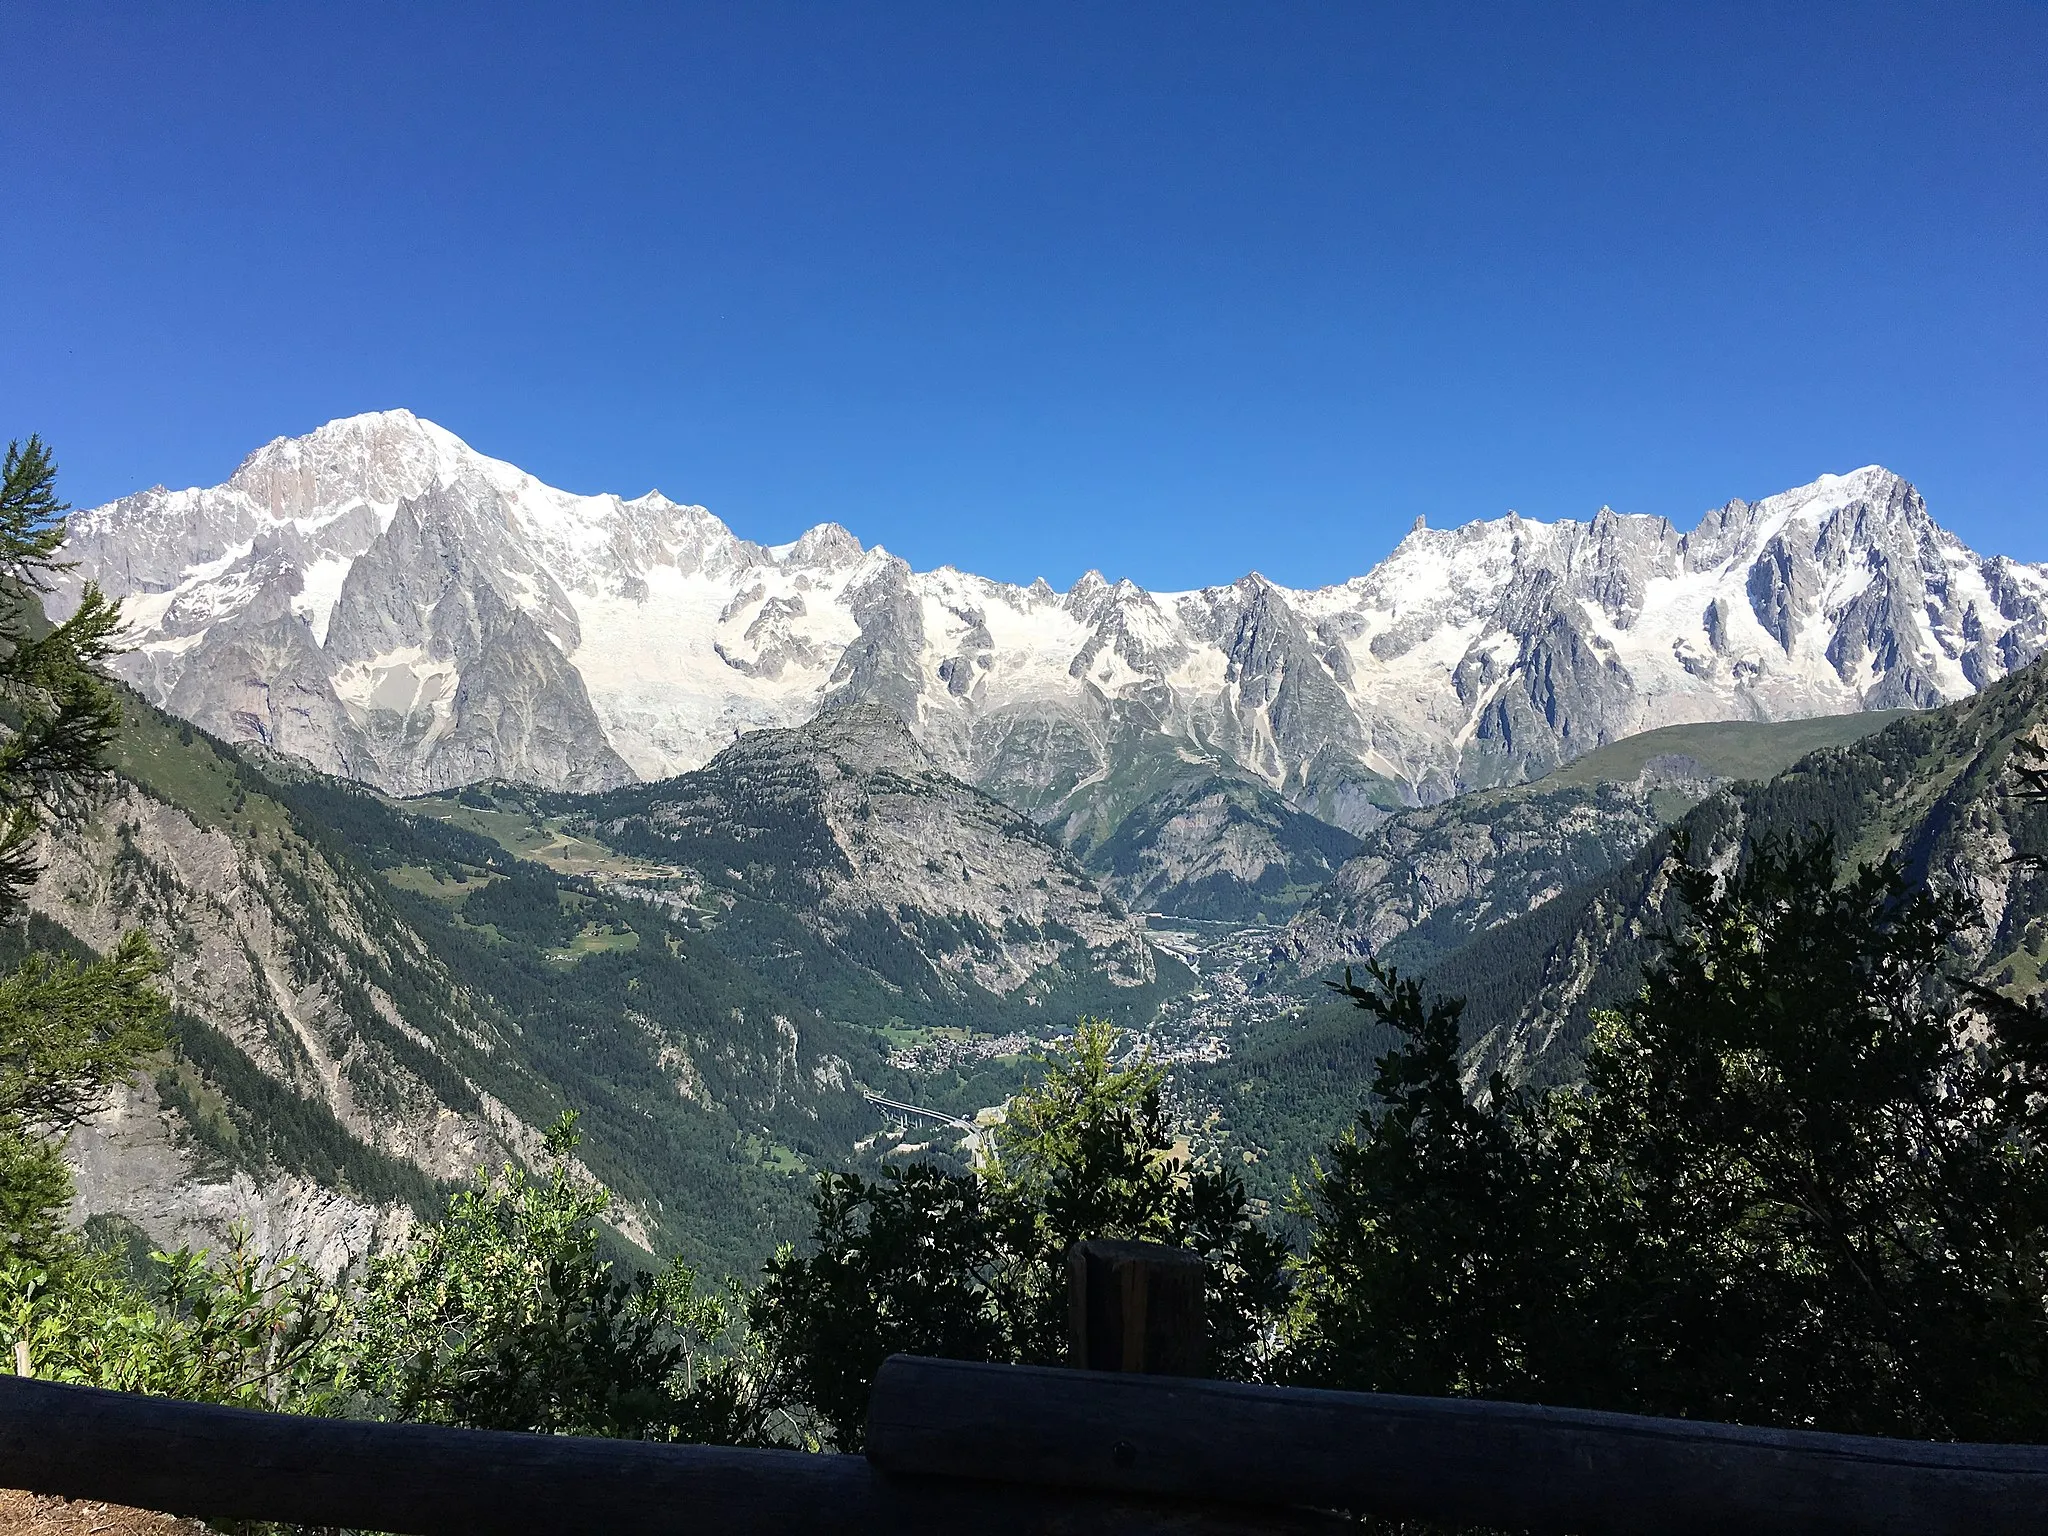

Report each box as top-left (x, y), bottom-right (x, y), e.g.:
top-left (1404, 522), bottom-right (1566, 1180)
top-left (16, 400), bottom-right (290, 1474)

top-left (7, 2), bottom-right (2044, 589)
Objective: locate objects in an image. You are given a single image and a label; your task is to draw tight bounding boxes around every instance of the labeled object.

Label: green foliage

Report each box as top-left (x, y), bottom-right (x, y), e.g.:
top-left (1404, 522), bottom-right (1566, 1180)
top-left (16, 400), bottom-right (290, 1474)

top-left (0, 436), bottom-right (289, 1415)
top-left (0, 437), bottom-right (127, 923)
top-left (331, 1113), bottom-right (768, 1444)
top-left (750, 1021), bottom-right (1289, 1449)
top-left (0, 1133), bottom-right (77, 1275)
top-left (0, 827), bottom-right (167, 1270)
top-left (0, 930), bottom-right (168, 1130)
top-left (0, 436), bottom-right (167, 1277)
top-left (1284, 965), bottom-right (1557, 1400)
top-left (1290, 832), bottom-right (2048, 1440)
top-left (0, 1227), bottom-right (335, 1409)
top-left (0, 436), bottom-right (173, 1274)
top-left (750, 1161), bottom-right (1039, 1449)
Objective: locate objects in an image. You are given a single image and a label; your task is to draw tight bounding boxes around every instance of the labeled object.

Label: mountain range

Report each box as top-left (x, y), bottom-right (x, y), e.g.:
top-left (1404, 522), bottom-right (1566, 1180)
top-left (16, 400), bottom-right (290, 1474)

top-left (59, 412), bottom-right (2048, 859)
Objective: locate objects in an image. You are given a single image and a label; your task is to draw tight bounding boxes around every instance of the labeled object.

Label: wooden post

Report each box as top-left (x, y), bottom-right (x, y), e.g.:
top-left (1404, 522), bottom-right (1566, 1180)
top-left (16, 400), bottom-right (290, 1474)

top-left (1068, 1239), bottom-right (1206, 1376)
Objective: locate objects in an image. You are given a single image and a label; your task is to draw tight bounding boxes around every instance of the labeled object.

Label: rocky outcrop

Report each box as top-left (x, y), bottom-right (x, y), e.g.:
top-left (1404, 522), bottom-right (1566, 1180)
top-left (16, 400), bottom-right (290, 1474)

top-left (66, 1074), bottom-right (415, 1280)
top-left (570, 704), bottom-right (1160, 1003)
top-left (1285, 778), bottom-right (1681, 975)
top-left (24, 729), bottom-right (560, 1270)
top-left (1285, 711), bottom-right (1914, 979)
top-left (1435, 659), bottom-right (2048, 1085)
top-left (1086, 775), bottom-right (1363, 923)
top-left (33, 781), bottom-right (518, 1185)
top-left (163, 613), bottom-right (354, 772)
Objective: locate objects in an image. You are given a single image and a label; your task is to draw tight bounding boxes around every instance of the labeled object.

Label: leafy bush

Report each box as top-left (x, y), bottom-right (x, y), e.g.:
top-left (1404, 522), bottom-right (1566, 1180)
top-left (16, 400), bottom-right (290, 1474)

top-left (749, 1021), bottom-right (1289, 1448)
top-left (1290, 833), bottom-right (2048, 1440)
top-left (1, 1228), bottom-right (335, 1408)
top-left (328, 1113), bottom-right (769, 1444)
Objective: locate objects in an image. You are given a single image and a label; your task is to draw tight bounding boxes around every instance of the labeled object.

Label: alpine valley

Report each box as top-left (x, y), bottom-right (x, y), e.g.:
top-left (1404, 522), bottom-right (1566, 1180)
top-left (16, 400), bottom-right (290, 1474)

top-left (32, 410), bottom-right (2048, 1278)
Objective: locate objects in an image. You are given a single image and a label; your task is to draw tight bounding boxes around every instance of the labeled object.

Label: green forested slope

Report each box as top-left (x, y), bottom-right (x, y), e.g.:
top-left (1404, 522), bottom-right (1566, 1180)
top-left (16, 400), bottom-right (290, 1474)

top-left (1286, 708), bottom-right (1913, 981)
top-left (43, 700), bottom-right (893, 1272)
top-left (47, 694), bottom-right (1201, 1277)
top-left (1205, 668), bottom-right (2048, 1202)
top-left (264, 769), bottom-right (907, 1265)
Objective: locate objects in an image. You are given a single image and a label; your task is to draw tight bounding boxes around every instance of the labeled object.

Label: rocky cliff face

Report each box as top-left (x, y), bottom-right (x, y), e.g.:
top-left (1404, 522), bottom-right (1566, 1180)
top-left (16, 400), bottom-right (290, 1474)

top-left (1283, 712), bottom-right (1912, 977)
top-left (29, 738), bottom-right (547, 1273)
top-left (65, 1076), bottom-right (417, 1281)
top-left (563, 704), bottom-right (1163, 1008)
top-left (62, 412), bottom-right (2048, 833)
top-left (53, 786), bottom-right (538, 1171)
top-left (1427, 660), bottom-right (2048, 1085)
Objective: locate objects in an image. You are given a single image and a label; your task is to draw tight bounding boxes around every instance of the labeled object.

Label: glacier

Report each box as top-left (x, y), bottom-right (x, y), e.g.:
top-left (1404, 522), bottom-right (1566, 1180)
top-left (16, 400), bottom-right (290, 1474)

top-left (59, 409), bottom-right (2048, 833)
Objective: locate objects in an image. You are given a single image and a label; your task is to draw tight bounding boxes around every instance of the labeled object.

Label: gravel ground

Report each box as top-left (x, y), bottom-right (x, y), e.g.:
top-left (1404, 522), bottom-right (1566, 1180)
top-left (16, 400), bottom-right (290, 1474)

top-left (0, 1490), bottom-right (213, 1536)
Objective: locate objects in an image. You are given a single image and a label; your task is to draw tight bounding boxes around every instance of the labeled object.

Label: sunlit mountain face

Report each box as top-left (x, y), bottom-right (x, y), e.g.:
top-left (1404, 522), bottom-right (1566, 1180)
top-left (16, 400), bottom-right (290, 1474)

top-left (65, 411), bottom-right (2048, 838)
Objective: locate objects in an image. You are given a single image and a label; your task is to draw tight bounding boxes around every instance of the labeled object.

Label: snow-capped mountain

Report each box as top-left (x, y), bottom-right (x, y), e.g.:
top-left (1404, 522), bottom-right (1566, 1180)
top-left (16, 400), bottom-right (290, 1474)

top-left (61, 410), bottom-right (2048, 830)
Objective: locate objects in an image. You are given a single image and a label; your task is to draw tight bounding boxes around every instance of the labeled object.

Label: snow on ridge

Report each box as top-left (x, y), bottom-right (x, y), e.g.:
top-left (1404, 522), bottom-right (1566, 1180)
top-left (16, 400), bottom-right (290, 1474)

top-left (61, 412), bottom-right (2048, 806)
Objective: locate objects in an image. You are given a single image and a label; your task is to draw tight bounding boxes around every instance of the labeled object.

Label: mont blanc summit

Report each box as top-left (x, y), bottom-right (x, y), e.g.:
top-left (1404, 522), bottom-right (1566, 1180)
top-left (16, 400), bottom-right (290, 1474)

top-left (62, 411), bottom-right (2048, 826)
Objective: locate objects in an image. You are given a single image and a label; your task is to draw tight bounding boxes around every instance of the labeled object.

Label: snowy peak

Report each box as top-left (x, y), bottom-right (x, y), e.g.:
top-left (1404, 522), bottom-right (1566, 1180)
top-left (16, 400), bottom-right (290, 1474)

top-left (1684, 465), bottom-right (1915, 564)
top-left (224, 408), bottom-right (471, 521)
top-left (779, 521), bottom-right (866, 571)
top-left (61, 415), bottom-right (2048, 832)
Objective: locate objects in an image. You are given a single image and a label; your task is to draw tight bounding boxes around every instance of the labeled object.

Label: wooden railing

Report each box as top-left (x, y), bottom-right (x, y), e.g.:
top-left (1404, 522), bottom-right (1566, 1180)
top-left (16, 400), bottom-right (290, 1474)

top-left (0, 1369), bottom-right (1332, 1536)
top-left (7, 1357), bottom-right (2048, 1535)
top-left (869, 1356), bottom-right (2048, 1536)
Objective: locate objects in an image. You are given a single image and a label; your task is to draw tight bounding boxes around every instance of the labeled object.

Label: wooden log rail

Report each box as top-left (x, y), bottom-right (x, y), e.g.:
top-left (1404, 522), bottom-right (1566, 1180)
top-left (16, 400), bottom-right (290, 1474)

top-left (9, 1358), bottom-right (2048, 1534)
top-left (0, 1373), bottom-right (1332, 1536)
top-left (869, 1355), bottom-right (2048, 1536)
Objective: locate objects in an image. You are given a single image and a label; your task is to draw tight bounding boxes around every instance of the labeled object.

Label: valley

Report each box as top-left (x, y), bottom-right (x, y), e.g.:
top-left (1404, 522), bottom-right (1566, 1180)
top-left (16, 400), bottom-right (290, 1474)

top-left (29, 412), bottom-right (2048, 1285)
top-left (53, 675), bottom-right (2017, 1283)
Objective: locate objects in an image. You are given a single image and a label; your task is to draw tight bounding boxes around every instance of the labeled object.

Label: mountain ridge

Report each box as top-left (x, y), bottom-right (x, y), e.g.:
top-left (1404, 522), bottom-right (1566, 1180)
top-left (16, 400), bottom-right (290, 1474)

top-left (61, 412), bottom-right (2048, 848)
top-left (1285, 709), bottom-right (1914, 977)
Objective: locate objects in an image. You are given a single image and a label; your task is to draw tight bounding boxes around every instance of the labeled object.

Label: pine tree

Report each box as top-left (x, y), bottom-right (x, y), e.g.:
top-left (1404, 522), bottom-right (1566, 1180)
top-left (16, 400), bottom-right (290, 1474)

top-left (0, 436), bottom-right (127, 921)
top-left (0, 436), bottom-right (166, 1269)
